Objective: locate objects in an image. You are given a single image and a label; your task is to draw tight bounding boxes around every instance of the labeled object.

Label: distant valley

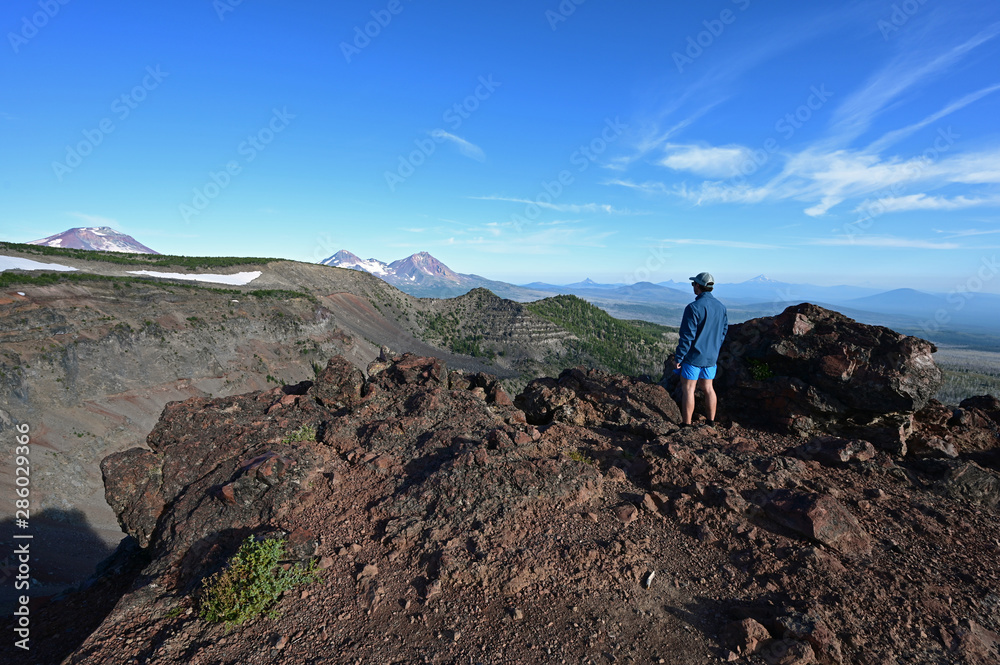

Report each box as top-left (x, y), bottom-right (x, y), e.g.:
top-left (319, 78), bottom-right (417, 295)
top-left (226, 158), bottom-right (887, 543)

top-left (325, 249), bottom-right (1000, 350)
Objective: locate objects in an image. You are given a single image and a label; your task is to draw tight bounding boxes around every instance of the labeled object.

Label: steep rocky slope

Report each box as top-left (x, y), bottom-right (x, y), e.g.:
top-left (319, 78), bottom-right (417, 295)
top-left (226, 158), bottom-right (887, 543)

top-left (0, 259), bottom-right (501, 599)
top-left (4, 307), bottom-right (997, 665)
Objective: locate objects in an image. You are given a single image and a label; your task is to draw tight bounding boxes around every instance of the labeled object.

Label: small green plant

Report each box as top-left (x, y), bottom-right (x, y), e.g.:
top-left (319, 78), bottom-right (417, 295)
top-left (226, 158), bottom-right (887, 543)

top-left (198, 536), bottom-right (318, 625)
top-left (568, 449), bottom-right (596, 466)
top-left (747, 358), bottom-right (774, 380)
top-left (164, 606), bottom-right (186, 619)
top-left (282, 424), bottom-right (316, 444)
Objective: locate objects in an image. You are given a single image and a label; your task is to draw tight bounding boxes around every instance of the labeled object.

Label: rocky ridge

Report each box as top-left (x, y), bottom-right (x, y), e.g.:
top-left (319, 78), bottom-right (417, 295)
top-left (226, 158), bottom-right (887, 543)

top-left (7, 305), bottom-right (999, 665)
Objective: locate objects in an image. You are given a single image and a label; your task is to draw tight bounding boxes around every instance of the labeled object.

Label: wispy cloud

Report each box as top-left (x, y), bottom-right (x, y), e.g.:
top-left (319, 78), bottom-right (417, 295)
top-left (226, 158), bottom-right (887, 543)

top-left (866, 83), bottom-right (1000, 153)
top-left (672, 181), bottom-right (771, 205)
top-left (440, 225), bottom-right (616, 254)
top-left (827, 23), bottom-right (1000, 146)
top-left (660, 144), bottom-right (754, 178)
top-left (806, 236), bottom-right (960, 249)
top-left (636, 25), bottom-right (1000, 217)
top-left (667, 145), bottom-right (1000, 216)
top-left (469, 195), bottom-right (631, 214)
top-left (429, 130), bottom-right (486, 162)
top-left (603, 179), bottom-right (669, 195)
top-left (657, 237), bottom-right (781, 250)
top-left (852, 193), bottom-right (1000, 214)
top-left (936, 228), bottom-right (1000, 238)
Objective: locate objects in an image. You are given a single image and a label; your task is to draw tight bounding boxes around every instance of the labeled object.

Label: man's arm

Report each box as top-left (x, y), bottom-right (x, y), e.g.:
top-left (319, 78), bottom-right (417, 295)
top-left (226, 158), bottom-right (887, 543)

top-left (675, 304), bottom-right (698, 366)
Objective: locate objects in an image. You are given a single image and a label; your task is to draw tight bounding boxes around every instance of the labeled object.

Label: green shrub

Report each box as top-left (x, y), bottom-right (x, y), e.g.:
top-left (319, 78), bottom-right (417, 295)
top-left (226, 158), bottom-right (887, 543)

top-left (282, 424), bottom-right (316, 443)
top-left (747, 358), bottom-right (774, 380)
top-left (198, 536), bottom-right (318, 625)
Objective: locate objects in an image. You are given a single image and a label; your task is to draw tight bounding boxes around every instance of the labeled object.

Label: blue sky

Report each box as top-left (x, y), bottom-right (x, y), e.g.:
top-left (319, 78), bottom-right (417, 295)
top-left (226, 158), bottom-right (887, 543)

top-left (2, 0), bottom-right (1000, 292)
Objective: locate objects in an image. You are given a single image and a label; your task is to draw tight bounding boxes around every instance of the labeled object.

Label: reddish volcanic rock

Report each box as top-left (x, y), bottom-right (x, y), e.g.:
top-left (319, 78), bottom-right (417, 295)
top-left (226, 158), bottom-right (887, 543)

top-left (15, 352), bottom-right (1000, 665)
top-left (517, 366), bottom-right (682, 434)
top-left (716, 304), bottom-right (942, 450)
top-left (763, 489), bottom-right (872, 555)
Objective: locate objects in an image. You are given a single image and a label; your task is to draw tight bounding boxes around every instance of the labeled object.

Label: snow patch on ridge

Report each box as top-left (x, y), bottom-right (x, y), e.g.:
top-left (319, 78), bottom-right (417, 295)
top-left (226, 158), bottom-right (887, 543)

top-left (126, 270), bottom-right (262, 285)
top-left (0, 256), bottom-right (78, 272)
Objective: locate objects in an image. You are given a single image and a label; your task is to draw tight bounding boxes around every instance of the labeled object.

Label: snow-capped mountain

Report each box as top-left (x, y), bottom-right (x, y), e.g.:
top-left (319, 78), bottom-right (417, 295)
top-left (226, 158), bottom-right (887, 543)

top-left (320, 250), bottom-right (391, 276)
top-left (28, 227), bottom-right (159, 254)
top-left (388, 252), bottom-right (461, 283)
top-left (320, 250), bottom-right (551, 300)
top-left (322, 251), bottom-right (462, 286)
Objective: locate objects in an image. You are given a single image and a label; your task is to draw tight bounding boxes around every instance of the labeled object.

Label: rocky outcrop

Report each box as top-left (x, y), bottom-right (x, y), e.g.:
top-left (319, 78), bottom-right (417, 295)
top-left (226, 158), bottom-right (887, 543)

top-left (716, 303), bottom-right (941, 451)
top-left (517, 366), bottom-right (682, 434)
top-left (18, 353), bottom-right (1000, 665)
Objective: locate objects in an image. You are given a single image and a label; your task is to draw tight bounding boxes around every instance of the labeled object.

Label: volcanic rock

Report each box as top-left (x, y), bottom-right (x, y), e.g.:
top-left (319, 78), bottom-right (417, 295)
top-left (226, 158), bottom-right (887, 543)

top-left (939, 461), bottom-right (1000, 510)
top-left (18, 350), bottom-right (1000, 665)
top-left (763, 489), bottom-right (872, 555)
top-left (517, 366), bottom-right (682, 434)
top-left (716, 303), bottom-right (941, 449)
top-left (791, 436), bottom-right (876, 466)
top-left (309, 356), bottom-right (365, 408)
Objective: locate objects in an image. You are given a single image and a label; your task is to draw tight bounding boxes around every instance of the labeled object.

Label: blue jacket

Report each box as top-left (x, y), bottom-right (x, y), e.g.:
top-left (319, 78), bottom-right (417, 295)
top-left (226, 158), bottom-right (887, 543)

top-left (675, 291), bottom-right (728, 367)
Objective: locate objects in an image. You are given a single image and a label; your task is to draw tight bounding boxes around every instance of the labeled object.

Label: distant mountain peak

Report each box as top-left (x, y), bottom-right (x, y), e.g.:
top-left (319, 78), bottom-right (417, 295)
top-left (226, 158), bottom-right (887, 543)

top-left (321, 250), bottom-right (462, 284)
top-left (389, 252), bottom-right (460, 282)
top-left (745, 274), bottom-right (780, 284)
top-left (28, 226), bottom-right (159, 254)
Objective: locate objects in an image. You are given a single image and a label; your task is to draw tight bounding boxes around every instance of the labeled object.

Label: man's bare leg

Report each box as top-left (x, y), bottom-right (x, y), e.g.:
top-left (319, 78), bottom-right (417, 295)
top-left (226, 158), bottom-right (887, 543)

top-left (698, 378), bottom-right (717, 423)
top-left (679, 378), bottom-right (697, 425)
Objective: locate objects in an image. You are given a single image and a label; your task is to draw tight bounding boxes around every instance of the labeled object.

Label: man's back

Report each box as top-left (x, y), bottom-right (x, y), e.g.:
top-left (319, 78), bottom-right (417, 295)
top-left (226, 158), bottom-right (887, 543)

top-left (675, 291), bottom-right (728, 367)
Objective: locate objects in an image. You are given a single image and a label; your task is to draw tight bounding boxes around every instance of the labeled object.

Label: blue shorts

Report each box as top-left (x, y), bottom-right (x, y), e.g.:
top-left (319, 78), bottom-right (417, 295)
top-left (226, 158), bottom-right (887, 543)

top-left (679, 363), bottom-right (717, 380)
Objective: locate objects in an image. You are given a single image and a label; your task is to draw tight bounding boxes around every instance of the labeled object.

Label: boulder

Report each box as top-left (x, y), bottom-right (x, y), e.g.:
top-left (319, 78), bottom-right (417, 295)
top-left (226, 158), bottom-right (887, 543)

top-left (717, 304), bottom-right (941, 448)
top-left (723, 617), bottom-right (772, 656)
top-left (101, 448), bottom-right (165, 548)
top-left (763, 489), bottom-right (872, 555)
top-left (310, 356), bottom-right (366, 408)
top-left (960, 395), bottom-right (1000, 424)
top-left (517, 367), bottom-right (682, 434)
top-left (792, 436), bottom-right (876, 466)
top-left (939, 461), bottom-right (1000, 510)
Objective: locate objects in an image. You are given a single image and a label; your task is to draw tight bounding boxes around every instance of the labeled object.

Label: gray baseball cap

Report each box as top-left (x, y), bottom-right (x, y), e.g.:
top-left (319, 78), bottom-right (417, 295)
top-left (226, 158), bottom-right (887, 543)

top-left (689, 272), bottom-right (715, 287)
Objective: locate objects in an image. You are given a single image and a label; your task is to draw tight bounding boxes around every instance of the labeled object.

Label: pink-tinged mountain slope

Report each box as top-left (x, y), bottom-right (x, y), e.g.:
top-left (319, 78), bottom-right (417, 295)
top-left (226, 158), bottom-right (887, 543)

top-left (28, 227), bottom-right (159, 254)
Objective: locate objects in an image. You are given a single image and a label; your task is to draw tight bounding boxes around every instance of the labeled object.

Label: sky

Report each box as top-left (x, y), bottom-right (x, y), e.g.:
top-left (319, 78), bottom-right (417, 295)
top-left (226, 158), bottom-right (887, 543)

top-left (2, 0), bottom-right (1000, 292)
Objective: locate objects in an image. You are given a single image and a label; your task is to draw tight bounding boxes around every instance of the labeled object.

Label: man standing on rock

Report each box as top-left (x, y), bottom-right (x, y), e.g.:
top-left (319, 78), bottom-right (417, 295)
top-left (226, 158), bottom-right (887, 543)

top-left (674, 272), bottom-right (728, 427)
